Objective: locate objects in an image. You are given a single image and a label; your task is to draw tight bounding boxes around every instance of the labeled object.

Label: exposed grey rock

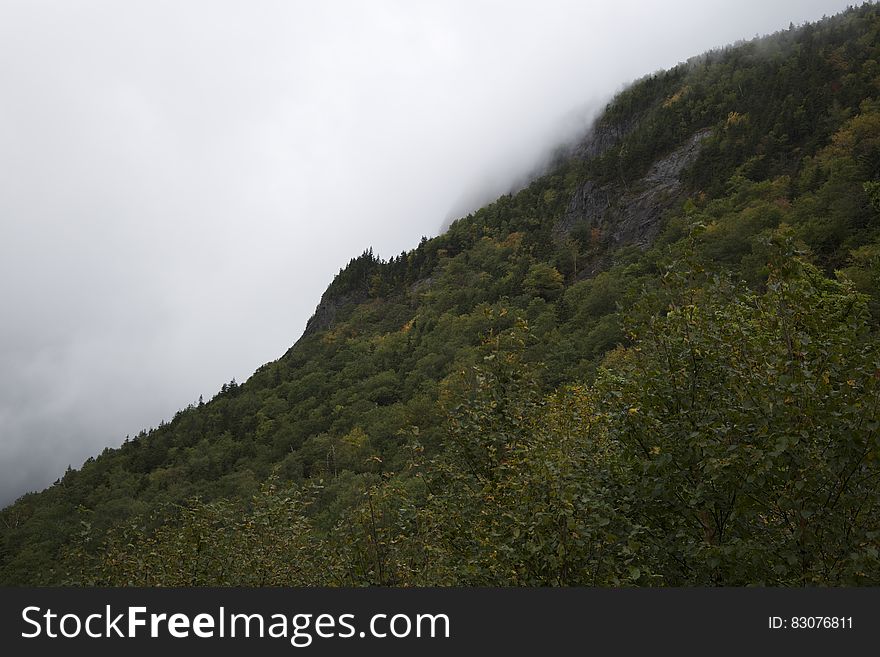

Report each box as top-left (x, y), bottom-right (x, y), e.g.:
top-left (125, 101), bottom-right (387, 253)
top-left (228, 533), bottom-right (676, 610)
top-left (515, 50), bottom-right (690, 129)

top-left (573, 118), bottom-right (637, 161)
top-left (302, 289), bottom-right (367, 337)
top-left (608, 127), bottom-right (712, 247)
top-left (559, 180), bottom-right (611, 234)
top-left (304, 127), bottom-right (710, 338)
top-left (408, 276), bottom-right (434, 296)
top-left (560, 127), bottom-right (711, 252)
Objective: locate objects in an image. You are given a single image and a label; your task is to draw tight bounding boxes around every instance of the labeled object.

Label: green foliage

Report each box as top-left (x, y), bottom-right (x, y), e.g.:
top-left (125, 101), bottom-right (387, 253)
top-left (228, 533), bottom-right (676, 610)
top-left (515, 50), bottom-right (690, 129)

top-left (48, 251), bottom-right (880, 587)
top-left (865, 180), bottom-right (880, 212)
top-left (414, 338), bottom-right (641, 585)
top-left (596, 253), bottom-right (880, 584)
top-left (524, 263), bottom-right (564, 300)
top-left (4, 5), bottom-right (880, 586)
top-left (65, 480), bottom-right (337, 586)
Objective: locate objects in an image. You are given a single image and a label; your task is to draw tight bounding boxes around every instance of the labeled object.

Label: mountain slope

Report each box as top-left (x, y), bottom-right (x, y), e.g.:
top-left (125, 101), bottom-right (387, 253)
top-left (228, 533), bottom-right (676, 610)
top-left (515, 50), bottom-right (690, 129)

top-left (2, 4), bottom-right (880, 585)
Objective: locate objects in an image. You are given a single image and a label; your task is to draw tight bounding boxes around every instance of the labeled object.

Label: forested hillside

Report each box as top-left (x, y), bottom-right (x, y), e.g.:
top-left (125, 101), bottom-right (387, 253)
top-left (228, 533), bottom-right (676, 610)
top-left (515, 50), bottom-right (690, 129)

top-left (2, 4), bottom-right (880, 585)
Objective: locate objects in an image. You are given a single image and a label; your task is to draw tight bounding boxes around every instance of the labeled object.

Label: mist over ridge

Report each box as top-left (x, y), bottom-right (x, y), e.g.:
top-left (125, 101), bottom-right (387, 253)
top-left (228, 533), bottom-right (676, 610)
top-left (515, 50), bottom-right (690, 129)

top-left (0, 0), bottom-right (860, 507)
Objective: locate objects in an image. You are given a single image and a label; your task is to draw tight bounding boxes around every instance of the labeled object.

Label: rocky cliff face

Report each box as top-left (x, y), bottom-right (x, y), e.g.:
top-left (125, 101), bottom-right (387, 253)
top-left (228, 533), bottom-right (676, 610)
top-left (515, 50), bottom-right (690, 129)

top-left (573, 117), bottom-right (637, 161)
top-left (301, 289), bottom-right (367, 338)
top-left (559, 127), bottom-right (711, 275)
top-left (604, 127), bottom-right (711, 247)
top-left (303, 125), bottom-right (709, 337)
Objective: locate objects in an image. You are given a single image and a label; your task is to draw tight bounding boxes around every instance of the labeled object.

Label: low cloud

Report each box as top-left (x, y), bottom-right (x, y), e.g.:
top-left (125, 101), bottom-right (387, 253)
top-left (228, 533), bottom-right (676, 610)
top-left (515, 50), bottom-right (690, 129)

top-left (0, 0), bottom-right (855, 505)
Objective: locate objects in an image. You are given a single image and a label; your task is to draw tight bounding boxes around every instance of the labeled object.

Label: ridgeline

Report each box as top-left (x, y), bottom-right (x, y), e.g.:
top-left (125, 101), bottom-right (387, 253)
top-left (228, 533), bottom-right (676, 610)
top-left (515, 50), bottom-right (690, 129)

top-left (2, 4), bottom-right (880, 585)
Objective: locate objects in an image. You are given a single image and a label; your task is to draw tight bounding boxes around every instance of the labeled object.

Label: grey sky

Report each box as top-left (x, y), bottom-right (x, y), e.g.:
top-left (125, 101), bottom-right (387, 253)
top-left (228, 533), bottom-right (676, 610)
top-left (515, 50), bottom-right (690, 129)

top-left (0, 0), bottom-right (858, 505)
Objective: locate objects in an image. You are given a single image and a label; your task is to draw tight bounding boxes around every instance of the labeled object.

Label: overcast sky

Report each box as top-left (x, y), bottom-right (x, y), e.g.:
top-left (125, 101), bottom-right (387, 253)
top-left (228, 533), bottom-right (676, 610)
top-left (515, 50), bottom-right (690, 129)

top-left (0, 0), bottom-right (859, 506)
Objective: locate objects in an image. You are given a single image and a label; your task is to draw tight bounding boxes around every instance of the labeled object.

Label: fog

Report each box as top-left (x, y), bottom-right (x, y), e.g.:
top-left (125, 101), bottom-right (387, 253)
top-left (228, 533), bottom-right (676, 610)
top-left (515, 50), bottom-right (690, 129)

top-left (0, 0), bottom-right (857, 505)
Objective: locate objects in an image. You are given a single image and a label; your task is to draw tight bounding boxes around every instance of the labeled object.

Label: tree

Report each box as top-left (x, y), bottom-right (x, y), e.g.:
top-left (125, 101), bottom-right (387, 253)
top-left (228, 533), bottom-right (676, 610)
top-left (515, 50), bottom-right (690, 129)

top-left (524, 263), bottom-right (564, 300)
top-left (597, 250), bottom-right (880, 584)
top-left (64, 480), bottom-right (336, 586)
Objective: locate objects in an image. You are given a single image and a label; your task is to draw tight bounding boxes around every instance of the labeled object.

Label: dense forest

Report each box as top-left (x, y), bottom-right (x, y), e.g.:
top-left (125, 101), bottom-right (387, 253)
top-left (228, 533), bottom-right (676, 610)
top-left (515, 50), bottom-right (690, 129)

top-left (2, 4), bottom-right (880, 585)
